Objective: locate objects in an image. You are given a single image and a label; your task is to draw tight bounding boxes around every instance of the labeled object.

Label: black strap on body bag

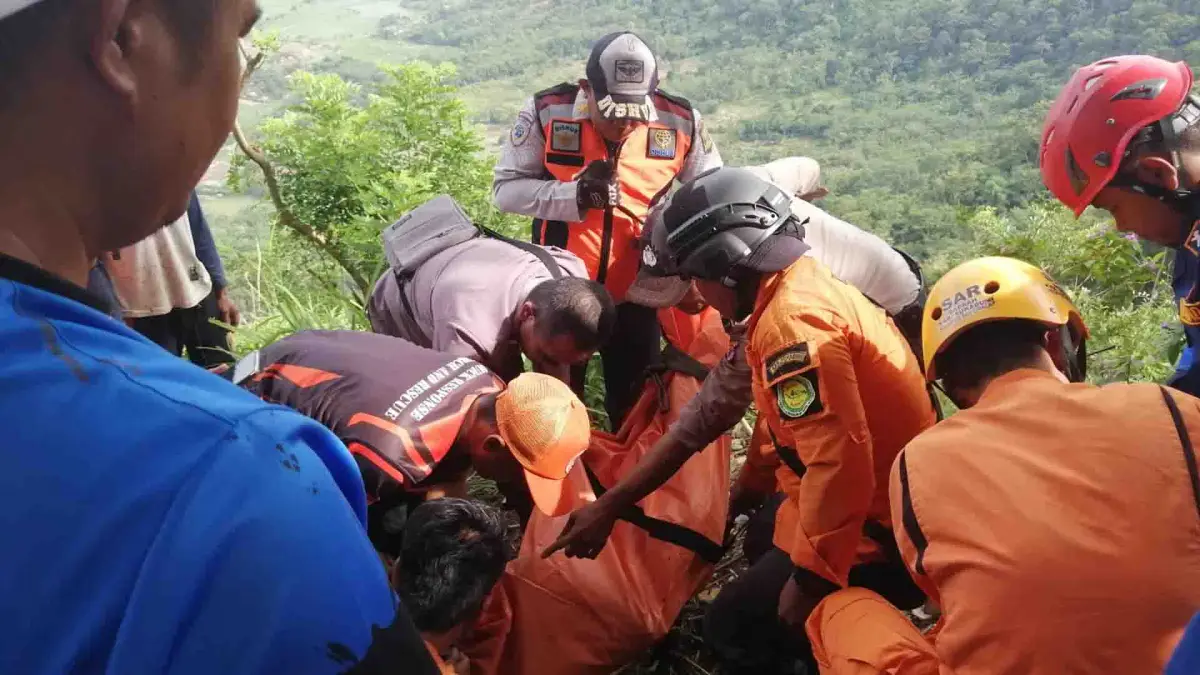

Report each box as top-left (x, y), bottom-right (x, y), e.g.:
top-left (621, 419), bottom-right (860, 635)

top-left (582, 462), bottom-right (726, 564)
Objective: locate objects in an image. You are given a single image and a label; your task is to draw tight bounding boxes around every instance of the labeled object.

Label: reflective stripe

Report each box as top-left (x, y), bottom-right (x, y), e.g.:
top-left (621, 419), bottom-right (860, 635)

top-left (897, 452), bottom-right (930, 576)
top-left (657, 110), bottom-right (694, 136)
top-left (1159, 386), bottom-right (1200, 521)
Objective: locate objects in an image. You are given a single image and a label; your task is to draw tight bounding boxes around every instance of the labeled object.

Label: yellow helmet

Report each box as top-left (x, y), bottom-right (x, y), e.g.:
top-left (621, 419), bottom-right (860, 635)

top-left (922, 256), bottom-right (1089, 381)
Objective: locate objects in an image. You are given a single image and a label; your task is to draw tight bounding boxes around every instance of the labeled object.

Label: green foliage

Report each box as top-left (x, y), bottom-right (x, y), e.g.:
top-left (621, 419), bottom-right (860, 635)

top-left (230, 61), bottom-right (526, 306)
top-left (958, 203), bottom-right (1181, 384)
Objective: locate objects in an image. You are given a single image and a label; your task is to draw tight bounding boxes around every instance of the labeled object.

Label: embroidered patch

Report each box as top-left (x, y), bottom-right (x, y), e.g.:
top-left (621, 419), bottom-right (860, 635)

top-left (510, 111), bottom-right (534, 147)
top-left (614, 59), bottom-right (645, 83)
top-left (1186, 220), bottom-right (1200, 256)
top-left (699, 121), bottom-right (715, 153)
top-left (550, 121), bottom-right (582, 153)
top-left (765, 343), bottom-right (812, 382)
top-left (776, 371), bottom-right (822, 420)
top-left (647, 128), bottom-right (677, 159)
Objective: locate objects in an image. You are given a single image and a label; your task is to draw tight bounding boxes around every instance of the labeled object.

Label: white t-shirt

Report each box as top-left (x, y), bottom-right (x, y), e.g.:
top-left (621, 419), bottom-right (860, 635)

top-left (105, 212), bottom-right (212, 318)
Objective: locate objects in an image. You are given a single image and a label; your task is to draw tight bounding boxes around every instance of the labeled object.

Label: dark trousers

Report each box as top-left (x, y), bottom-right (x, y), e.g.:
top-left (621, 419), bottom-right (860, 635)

top-left (131, 289), bottom-right (233, 368)
top-left (703, 494), bottom-right (926, 674)
top-left (573, 301), bottom-right (661, 430)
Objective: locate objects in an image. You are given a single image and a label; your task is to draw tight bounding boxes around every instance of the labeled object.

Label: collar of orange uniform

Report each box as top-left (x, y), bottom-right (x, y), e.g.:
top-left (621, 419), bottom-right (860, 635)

top-left (746, 257), bottom-right (808, 336)
top-left (976, 367), bottom-right (1065, 407)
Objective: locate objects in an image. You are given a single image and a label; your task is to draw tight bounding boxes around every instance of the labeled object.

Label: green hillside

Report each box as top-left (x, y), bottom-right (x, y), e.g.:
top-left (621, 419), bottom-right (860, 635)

top-left (215, 0), bottom-right (1194, 386)
top-left (219, 0), bottom-right (1199, 258)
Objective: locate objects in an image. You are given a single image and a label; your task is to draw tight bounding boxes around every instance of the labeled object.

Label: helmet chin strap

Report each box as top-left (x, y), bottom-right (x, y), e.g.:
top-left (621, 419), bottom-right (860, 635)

top-left (1059, 324), bottom-right (1087, 384)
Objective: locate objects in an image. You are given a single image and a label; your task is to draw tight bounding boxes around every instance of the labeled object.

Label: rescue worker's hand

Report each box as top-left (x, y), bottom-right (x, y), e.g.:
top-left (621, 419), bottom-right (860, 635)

top-left (576, 160), bottom-right (619, 211)
top-left (541, 498), bottom-right (618, 559)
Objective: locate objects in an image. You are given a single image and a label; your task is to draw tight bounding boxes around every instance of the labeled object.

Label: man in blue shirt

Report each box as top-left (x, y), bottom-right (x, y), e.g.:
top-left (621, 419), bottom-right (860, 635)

top-left (0, 0), bottom-right (435, 672)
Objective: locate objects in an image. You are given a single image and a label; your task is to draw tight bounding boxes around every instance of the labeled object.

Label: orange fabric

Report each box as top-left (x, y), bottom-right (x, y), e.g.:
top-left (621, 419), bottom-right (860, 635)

top-left (892, 369), bottom-right (1200, 675)
top-left (463, 308), bottom-right (731, 674)
top-left (537, 102), bottom-right (692, 302)
top-left (424, 640), bottom-right (456, 675)
top-left (806, 588), bottom-right (945, 675)
top-left (745, 256), bottom-right (936, 587)
top-left (251, 362), bottom-right (342, 388)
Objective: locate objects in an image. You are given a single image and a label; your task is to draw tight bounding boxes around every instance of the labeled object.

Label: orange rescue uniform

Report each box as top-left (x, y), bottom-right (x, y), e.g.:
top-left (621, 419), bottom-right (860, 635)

top-left (809, 370), bottom-right (1200, 674)
top-left (744, 256), bottom-right (937, 587)
top-left (532, 84), bottom-right (695, 301)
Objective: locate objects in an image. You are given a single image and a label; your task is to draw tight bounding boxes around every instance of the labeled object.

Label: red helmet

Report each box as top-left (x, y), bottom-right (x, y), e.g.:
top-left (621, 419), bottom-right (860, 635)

top-left (1040, 55), bottom-right (1194, 216)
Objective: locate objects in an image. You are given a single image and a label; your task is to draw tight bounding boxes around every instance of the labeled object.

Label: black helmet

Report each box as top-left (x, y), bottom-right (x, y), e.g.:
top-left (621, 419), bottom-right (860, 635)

top-left (659, 167), bottom-right (808, 284)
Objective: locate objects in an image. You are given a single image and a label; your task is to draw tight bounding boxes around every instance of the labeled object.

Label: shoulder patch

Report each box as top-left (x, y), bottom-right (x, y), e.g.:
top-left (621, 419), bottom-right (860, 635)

top-left (510, 111), bottom-right (534, 147)
top-left (765, 343), bottom-right (812, 383)
top-left (1181, 298), bottom-right (1200, 326)
top-left (776, 370), bottom-right (823, 420)
top-left (647, 128), bottom-right (678, 160)
top-left (550, 121), bottom-right (582, 153)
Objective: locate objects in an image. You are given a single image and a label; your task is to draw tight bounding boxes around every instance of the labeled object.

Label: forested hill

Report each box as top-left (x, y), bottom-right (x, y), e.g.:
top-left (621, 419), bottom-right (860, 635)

top-left (239, 0), bottom-right (1199, 257)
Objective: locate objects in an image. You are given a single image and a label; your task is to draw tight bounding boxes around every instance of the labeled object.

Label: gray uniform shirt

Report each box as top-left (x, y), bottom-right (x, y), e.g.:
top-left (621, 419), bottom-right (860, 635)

top-left (667, 202), bottom-right (921, 453)
top-left (368, 238), bottom-right (588, 381)
top-left (492, 89), bottom-right (725, 221)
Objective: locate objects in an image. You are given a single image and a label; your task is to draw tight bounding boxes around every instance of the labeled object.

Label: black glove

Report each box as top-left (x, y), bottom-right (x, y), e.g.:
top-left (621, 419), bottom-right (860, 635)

top-left (576, 159), bottom-right (619, 211)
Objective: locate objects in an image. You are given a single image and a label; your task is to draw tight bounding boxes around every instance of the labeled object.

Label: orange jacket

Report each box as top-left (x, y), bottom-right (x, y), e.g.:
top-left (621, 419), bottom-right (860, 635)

top-left (745, 256), bottom-right (936, 587)
top-left (531, 84), bottom-right (694, 301)
top-left (892, 369), bottom-right (1200, 675)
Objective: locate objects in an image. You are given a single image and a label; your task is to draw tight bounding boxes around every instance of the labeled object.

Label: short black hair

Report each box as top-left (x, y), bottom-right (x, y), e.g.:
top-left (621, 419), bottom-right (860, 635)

top-left (392, 498), bottom-right (509, 635)
top-left (935, 319), bottom-right (1048, 393)
top-left (0, 0), bottom-right (217, 104)
top-left (527, 278), bottom-right (616, 352)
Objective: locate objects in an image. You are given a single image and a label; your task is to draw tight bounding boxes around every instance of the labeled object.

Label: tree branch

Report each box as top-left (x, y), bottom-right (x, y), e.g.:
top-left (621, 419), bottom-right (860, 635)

top-left (232, 40), bottom-right (371, 297)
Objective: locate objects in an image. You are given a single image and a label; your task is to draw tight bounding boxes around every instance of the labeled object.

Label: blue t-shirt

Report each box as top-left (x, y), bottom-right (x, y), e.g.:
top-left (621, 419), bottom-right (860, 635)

top-left (0, 255), bottom-right (435, 674)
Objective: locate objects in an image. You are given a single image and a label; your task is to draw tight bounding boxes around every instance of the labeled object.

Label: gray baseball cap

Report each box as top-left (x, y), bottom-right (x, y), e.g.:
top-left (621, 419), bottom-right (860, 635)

top-left (1, 0), bottom-right (43, 21)
top-left (586, 31), bottom-right (659, 122)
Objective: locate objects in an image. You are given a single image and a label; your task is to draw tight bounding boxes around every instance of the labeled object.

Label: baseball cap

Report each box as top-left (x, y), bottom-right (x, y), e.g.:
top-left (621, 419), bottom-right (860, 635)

top-left (625, 204), bottom-right (691, 308)
top-left (495, 373), bottom-right (594, 517)
top-left (1, 0), bottom-right (43, 21)
top-left (586, 31), bottom-right (659, 122)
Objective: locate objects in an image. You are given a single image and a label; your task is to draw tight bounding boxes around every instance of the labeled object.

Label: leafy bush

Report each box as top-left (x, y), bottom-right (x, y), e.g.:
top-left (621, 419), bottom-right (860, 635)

top-left (955, 203), bottom-right (1181, 384)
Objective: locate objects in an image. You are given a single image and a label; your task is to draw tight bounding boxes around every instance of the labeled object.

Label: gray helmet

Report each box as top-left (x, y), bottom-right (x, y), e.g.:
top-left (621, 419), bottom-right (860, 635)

top-left (658, 167), bottom-right (808, 284)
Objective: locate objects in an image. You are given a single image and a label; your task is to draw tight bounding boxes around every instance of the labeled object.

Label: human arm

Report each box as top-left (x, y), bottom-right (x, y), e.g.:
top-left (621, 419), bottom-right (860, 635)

top-left (491, 99), bottom-right (583, 223)
top-left (676, 109), bottom-right (724, 184)
top-left (187, 192), bottom-right (240, 326)
top-left (542, 339), bottom-right (753, 559)
top-left (763, 315), bottom-right (876, 589)
top-left (109, 409), bottom-right (438, 674)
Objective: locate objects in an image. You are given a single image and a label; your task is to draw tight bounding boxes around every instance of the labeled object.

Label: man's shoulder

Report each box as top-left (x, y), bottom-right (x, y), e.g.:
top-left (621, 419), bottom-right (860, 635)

top-left (0, 303), bottom-right (332, 467)
top-left (533, 82), bottom-right (579, 105)
top-left (652, 89), bottom-right (695, 117)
